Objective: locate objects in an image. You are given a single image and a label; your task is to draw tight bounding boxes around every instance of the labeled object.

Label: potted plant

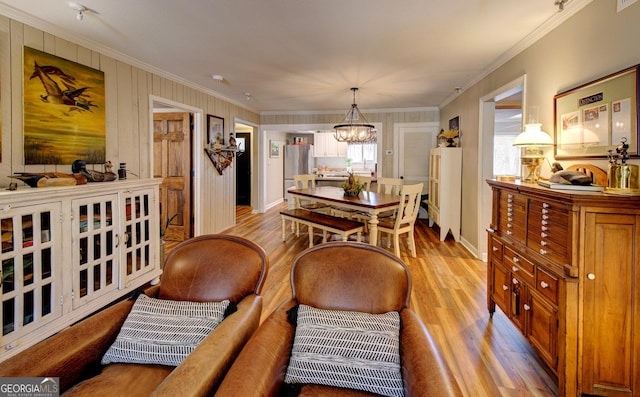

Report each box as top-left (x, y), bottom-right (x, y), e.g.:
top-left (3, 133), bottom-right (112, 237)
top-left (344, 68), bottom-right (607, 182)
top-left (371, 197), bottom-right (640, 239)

top-left (340, 173), bottom-right (364, 197)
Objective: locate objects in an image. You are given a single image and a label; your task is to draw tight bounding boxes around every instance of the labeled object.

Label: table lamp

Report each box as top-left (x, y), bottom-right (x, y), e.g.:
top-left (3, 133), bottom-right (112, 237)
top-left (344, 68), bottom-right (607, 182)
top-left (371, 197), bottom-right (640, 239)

top-left (513, 123), bottom-right (554, 183)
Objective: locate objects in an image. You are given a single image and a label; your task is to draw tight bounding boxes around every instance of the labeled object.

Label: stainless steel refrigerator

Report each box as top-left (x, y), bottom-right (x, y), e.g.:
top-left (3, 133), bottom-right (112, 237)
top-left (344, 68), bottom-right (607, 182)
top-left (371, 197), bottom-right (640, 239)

top-left (284, 144), bottom-right (314, 199)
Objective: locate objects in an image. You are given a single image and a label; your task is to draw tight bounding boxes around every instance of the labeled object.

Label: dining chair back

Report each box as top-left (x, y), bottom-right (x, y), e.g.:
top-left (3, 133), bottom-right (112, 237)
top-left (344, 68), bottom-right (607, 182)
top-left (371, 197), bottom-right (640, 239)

top-left (376, 177), bottom-right (403, 195)
top-left (292, 174), bottom-right (329, 212)
top-left (332, 175), bottom-right (373, 219)
top-left (377, 183), bottom-right (424, 257)
top-left (355, 175), bottom-right (372, 192)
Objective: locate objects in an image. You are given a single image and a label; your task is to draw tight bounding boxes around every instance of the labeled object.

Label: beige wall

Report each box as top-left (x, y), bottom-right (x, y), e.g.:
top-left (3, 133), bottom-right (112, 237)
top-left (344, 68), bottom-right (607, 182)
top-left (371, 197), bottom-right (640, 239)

top-left (260, 109), bottom-right (439, 206)
top-left (0, 15), bottom-right (259, 233)
top-left (440, 1), bottom-right (640, 253)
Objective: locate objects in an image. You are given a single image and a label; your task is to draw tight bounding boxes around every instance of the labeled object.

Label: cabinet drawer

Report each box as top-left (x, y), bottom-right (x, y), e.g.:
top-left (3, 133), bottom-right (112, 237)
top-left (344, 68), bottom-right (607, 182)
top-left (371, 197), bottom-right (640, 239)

top-left (536, 268), bottom-right (558, 304)
top-left (490, 260), bottom-right (511, 315)
top-left (504, 247), bottom-right (535, 285)
top-left (490, 238), bottom-right (503, 260)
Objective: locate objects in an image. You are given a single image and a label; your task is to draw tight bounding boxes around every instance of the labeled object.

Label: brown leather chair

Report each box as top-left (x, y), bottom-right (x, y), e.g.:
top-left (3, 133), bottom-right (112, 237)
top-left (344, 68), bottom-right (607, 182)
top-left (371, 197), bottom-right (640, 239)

top-left (0, 234), bottom-right (268, 397)
top-left (215, 241), bottom-right (462, 396)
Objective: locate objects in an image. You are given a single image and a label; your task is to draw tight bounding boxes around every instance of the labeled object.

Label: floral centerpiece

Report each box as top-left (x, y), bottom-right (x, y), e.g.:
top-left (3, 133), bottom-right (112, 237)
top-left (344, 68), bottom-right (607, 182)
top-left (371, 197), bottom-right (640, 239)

top-left (341, 173), bottom-right (364, 197)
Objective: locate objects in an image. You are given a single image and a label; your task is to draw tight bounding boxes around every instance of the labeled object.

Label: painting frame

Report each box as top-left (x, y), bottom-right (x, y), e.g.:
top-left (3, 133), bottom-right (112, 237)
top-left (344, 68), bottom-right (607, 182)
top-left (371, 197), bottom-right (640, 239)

top-left (207, 114), bottom-right (224, 146)
top-left (269, 140), bottom-right (281, 158)
top-left (449, 115), bottom-right (460, 132)
top-left (554, 65), bottom-right (639, 159)
top-left (23, 46), bottom-right (106, 165)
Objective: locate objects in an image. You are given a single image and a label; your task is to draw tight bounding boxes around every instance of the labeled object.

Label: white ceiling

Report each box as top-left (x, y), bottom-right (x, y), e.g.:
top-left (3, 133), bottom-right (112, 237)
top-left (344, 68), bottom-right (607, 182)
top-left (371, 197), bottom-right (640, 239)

top-left (0, 0), bottom-right (585, 113)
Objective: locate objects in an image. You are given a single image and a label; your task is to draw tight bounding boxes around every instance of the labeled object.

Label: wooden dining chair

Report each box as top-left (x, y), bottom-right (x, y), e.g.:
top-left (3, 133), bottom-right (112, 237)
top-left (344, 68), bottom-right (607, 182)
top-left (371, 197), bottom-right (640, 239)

top-left (331, 175), bottom-right (372, 219)
top-left (352, 177), bottom-right (403, 230)
top-left (289, 174), bottom-right (331, 237)
top-left (377, 183), bottom-right (424, 258)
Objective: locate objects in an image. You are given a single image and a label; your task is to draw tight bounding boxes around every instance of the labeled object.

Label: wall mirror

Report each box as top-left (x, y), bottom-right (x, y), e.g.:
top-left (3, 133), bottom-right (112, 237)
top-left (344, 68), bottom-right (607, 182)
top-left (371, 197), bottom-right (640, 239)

top-left (554, 65), bottom-right (639, 159)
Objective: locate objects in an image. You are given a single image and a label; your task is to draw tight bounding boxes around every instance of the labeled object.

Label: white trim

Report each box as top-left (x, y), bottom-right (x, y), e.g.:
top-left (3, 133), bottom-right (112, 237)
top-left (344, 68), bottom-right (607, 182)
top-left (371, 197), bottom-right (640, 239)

top-left (233, 118), bottom-right (260, 214)
top-left (149, 95), bottom-right (204, 236)
top-left (0, 3), bottom-right (257, 114)
top-left (477, 75), bottom-right (526, 262)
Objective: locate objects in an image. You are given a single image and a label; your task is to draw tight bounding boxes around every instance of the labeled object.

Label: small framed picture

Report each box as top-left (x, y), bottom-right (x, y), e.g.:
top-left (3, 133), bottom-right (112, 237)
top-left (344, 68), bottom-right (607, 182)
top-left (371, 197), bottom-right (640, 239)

top-left (449, 115), bottom-right (460, 131)
top-left (207, 115), bottom-right (224, 146)
top-left (270, 140), bottom-right (281, 158)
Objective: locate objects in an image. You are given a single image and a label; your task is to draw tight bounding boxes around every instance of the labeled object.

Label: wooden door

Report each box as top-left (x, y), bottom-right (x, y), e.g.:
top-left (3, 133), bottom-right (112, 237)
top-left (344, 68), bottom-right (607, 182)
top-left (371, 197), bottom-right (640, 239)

top-left (153, 112), bottom-right (192, 242)
top-left (583, 212), bottom-right (640, 396)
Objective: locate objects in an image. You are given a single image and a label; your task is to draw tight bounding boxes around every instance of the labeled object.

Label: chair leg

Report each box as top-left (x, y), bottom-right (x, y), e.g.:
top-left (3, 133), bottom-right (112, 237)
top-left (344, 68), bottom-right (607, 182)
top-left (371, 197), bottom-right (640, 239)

top-left (356, 232), bottom-right (361, 242)
top-left (393, 235), bottom-right (401, 258)
top-left (409, 231), bottom-right (417, 258)
top-left (308, 226), bottom-right (314, 248)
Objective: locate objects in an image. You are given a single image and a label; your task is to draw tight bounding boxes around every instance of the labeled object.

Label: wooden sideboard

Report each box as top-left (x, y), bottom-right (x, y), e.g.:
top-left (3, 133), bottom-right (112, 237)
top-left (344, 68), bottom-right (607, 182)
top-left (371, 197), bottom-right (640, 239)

top-left (486, 180), bottom-right (640, 396)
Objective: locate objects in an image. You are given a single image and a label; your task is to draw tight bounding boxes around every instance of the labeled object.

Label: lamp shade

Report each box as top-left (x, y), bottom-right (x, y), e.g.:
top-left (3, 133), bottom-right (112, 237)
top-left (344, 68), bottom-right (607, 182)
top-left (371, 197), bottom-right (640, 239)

top-left (513, 124), bottom-right (554, 146)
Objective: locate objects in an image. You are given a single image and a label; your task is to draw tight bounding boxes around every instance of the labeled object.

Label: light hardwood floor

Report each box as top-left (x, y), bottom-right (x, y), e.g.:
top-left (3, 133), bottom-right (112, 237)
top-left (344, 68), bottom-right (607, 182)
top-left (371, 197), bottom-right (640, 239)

top-left (194, 204), bottom-right (558, 396)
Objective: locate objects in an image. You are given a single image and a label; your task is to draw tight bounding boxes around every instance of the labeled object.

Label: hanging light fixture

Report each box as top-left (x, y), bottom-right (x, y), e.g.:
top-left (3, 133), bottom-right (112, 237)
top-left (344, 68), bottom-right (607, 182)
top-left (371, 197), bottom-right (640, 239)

top-left (334, 88), bottom-right (376, 143)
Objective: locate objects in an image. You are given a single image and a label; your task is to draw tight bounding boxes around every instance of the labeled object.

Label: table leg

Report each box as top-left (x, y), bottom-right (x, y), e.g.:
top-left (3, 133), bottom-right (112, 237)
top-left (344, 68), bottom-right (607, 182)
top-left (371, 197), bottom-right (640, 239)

top-left (369, 214), bottom-right (379, 246)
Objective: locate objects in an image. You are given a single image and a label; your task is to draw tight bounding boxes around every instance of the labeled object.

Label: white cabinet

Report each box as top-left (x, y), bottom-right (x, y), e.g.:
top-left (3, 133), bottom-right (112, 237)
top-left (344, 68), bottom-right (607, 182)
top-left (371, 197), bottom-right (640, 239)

top-left (0, 179), bottom-right (161, 360)
top-left (314, 131), bottom-right (347, 157)
top-left (427, 147), bottom-right (461, 241)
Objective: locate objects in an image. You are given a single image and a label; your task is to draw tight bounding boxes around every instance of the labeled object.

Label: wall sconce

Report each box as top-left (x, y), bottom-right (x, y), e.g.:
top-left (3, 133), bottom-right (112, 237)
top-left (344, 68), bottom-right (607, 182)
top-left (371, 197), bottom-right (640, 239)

top-left (513, 123), bottom-right (554, 183)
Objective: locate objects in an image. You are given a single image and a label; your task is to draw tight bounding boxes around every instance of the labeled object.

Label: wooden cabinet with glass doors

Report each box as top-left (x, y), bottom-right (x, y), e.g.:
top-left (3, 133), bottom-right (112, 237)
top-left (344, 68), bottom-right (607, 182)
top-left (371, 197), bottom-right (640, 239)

top-left (0, 179), bottom-right (160, 361)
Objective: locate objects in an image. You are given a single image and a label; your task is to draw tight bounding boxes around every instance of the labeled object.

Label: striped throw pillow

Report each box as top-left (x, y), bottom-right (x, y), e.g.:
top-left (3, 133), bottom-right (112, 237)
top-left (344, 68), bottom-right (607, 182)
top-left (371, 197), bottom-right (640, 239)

top-left (284, 304), bottom-right (403, 397)
top-left (101, 294), bottom-right (229, 367)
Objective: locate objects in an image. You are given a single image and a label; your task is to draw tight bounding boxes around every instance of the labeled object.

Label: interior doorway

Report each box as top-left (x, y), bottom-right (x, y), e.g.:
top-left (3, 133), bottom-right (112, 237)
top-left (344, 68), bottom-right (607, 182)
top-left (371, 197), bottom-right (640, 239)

top-left (236, 132), bottom-right (251, 205)
top-left (478, 76), bottom-right (525, 261)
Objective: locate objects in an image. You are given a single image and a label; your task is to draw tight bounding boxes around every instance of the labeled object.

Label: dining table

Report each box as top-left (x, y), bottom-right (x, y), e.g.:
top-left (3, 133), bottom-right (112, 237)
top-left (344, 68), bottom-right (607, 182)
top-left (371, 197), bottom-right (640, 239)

top-left (287, 186), bottom-right (401, 246)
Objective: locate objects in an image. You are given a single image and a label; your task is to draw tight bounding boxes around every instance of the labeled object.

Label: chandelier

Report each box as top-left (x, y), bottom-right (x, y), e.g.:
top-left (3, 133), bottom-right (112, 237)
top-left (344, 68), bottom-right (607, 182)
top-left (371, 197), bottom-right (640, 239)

top-left (334, 88), bottom-right (376, 143)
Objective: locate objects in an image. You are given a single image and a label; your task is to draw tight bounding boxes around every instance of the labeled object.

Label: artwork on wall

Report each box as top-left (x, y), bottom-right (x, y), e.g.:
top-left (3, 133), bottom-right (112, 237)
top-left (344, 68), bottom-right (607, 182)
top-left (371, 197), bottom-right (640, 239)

top-left (23, 46), bottom-right (106, 165)
top-left (554, 65), bottom-right (639, 159)
top-left (207, 115), bottom-right (224, 147)
top-left (270, 140), bottom-right (281, 158)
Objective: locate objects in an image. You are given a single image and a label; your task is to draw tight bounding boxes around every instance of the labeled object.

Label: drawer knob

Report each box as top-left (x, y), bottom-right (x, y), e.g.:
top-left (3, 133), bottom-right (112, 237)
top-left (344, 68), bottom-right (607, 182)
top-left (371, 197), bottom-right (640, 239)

top-left (541, 241), bottom-right (548, 247)
top-left (512, 256), bottom-right (519, 263)
top-left (506, 230), bottom-right (512, 235)
top-left (512, 278), bottom-right (519, 285)
top-left (539, 249), bottom-right (547, 255)
top-left (541, 226), bottom-right (548, 231)
top-left (587, 273), bottom-right (596, 280)
top-left (541, 220), bottom-right (548, 225)
top-left (541, 209), bottom-right (549, 214)
top-left (512, 266), bottom-right (519, 272)
top-left (541, 232), bottom-right (548, 238)
top-left (524, 304), bottom-right (531, 311)
top-left (542, 215), bottom-right (549, 220)
top-left (502, 285), bottom-right (509, 291)
top-left (492, 246), bottom-right (499, 252)
top-left (508, 217), bottom-right (513, 222)
top-left (540, 281), bottom-right (549, 289)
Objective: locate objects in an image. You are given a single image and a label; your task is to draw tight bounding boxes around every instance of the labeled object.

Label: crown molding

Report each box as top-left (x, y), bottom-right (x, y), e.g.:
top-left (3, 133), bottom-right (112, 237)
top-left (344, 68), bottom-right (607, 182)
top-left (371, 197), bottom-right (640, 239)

top-left (260, 106), bottom-right (439, 116)
top-left (0, 3), bottom-right (258, 114)
top-left (440, 0), bottom-right (594, 108)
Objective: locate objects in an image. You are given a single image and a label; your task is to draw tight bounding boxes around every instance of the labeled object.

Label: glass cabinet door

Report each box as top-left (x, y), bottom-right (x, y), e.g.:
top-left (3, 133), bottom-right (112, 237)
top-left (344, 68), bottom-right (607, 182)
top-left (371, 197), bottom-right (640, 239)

top-left (1, 203), bottom-right (62, 349)
top-left (121, 188), bottom-right (155, 285)
top-left (71, 195), bottom-right (119, 308)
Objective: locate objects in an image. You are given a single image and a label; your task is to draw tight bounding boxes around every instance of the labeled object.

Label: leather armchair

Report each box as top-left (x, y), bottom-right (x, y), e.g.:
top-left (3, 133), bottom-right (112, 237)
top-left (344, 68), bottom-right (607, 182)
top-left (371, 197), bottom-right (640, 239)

top-left (215, 241), bottom-right (461, 396)
top-left (0, 234), bottom-right (268, 397)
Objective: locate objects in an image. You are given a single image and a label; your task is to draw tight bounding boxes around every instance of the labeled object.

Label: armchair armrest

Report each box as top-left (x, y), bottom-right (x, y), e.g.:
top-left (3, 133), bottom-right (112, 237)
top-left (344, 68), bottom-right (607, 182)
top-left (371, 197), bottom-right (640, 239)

top-left (400, 309), bottom-right (462, 396)
top-left (0, 299), bottom-right (134, 392)
top-left (152, 294), bottom-right (263, 396)
top-left (214, 300), bottom-right (297, 397)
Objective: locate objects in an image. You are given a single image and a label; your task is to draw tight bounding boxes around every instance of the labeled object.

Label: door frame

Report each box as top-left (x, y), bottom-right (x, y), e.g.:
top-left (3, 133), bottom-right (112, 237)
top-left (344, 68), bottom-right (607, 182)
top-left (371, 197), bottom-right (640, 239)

top-left (393, 122), bottom-right (440, 181)
top-left (149, 95), bottom-right (204, 236)
top-left (477, 75), bottom-right (526, 261)
top-left (234, 118), bottom-right (259, 212)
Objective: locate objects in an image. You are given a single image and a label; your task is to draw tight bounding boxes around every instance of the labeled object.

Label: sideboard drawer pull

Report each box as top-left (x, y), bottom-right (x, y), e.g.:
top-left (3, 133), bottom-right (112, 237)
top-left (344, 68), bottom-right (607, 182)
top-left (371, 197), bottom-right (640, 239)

top-left (540, 281), bottom-right (549, 289)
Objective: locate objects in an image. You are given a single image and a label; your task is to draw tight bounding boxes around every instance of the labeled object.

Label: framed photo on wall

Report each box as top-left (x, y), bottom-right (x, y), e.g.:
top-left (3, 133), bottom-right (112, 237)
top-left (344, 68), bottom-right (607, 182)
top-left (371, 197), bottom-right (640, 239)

top-left (207, 115), bottom-right (224, 146)
top-left (449, 115), bottom-right (460, 131)
top-left (554, 65), bottom-right (639, 159)
top-left (270, 140), bottom-right (281, 158)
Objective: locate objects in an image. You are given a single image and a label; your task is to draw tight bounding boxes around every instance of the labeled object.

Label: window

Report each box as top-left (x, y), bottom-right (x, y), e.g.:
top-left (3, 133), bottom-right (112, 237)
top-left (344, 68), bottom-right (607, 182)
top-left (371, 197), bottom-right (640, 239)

top-left (493, 135), bottom-right (521, 177)
top-left (347, 143), bottom-right (376, 168)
